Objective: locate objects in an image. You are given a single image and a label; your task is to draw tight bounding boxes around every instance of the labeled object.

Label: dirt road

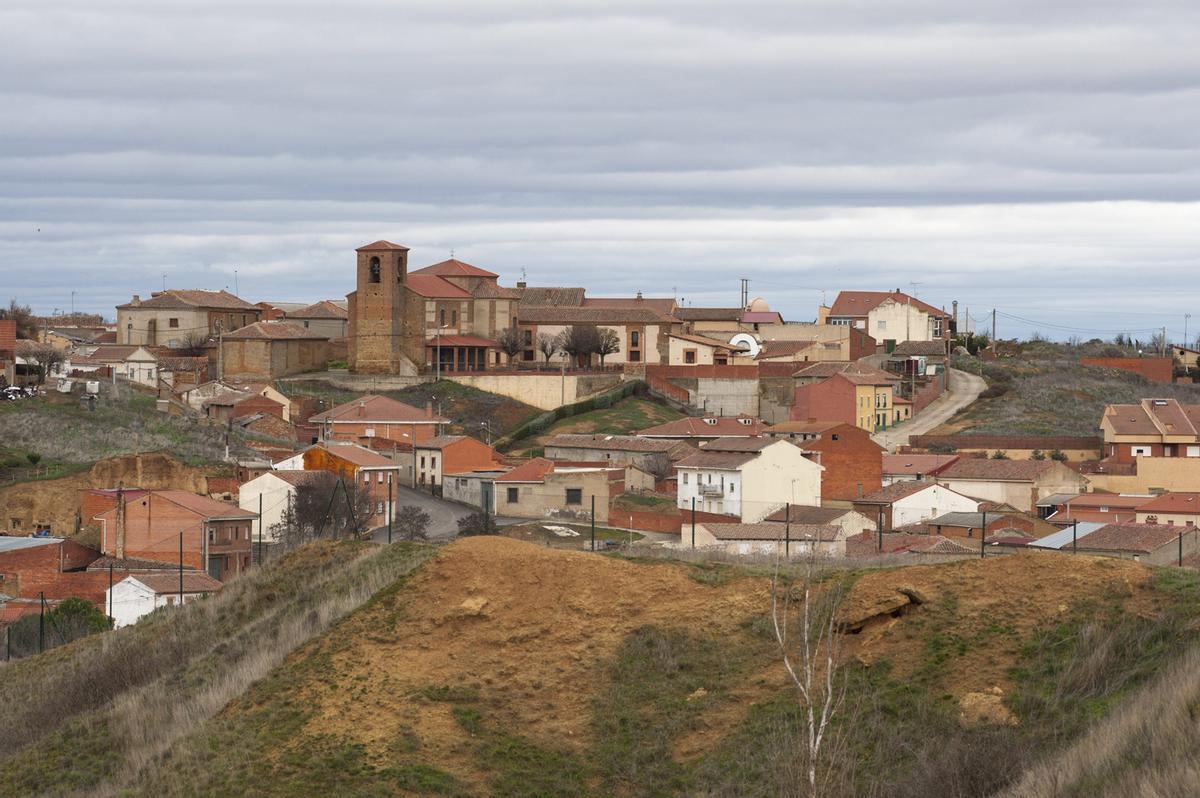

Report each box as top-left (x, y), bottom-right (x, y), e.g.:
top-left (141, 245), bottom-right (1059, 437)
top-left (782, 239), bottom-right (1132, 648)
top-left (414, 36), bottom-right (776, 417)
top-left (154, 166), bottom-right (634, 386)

top-left (872, 367), bottom-right (986, 452)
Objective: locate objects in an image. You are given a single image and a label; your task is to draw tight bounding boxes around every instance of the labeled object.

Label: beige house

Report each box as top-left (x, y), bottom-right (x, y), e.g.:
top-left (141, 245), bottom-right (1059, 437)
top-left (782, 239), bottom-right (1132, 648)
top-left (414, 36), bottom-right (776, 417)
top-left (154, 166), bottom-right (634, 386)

top-left (822, 290), bottom-right (951, 347)
top-left (675, 438), bottom-right (822, 522)
top-left (285, 300), bottom-right (349, 339)
top-left (494, 458), bottom-right (654, 523)
top-left (1134, 493), bottom-right (1200, 527)
top-left (667, 333), bottom-right (739, 366)
top-left (116, 289), bottom-right (261, 347)
top-left (935, 459), bottom-right (1088, 513)
top-left (762, 505), bottom-right (877, 538)
top-left (70, 345), bottom-right (159, 388)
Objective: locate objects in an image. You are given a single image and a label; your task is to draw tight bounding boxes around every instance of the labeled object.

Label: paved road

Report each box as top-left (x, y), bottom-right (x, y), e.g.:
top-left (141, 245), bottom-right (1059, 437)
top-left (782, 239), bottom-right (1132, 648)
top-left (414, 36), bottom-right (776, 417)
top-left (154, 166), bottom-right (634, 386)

top-left (369, 484), bottom-right (474, 543)
top-left (872, 367), bottom-right (986, 453)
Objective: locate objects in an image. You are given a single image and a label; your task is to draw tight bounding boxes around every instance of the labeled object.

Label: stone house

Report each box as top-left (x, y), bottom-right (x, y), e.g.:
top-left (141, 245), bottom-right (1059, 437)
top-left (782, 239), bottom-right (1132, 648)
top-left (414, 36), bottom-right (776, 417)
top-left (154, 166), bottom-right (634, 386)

top-left (791, 367), bottom-right (899, 433)
top-left (543, 434), bottom-right (693, 476)
top-left (117, 289), bottom-right (261, 347)
top-left (219, 321), bottom-right (332, 380)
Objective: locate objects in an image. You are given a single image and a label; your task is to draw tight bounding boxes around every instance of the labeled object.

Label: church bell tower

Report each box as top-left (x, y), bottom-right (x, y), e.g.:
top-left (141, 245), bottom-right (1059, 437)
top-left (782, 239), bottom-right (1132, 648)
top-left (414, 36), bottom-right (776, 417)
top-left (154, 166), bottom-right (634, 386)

top-left (348, 240), bottom-right (410, 374)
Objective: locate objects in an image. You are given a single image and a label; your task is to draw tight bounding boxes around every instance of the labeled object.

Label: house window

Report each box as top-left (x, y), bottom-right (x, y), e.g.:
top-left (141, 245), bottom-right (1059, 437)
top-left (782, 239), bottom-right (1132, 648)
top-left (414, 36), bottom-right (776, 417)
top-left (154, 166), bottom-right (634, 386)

top-left (377, 502), bottom-right (385, 513)
top-left (420, 456), bottom-right (426, 468)
top-left (684, 349), bottom-right (697, 364)
top-left (363, 473), bottom-right (370, 485)
top-left (630, 351), bottom-right (641, 362)
top-left (523, 330), bottom-right (533, 346)
top-left (1189, 446), bottom-right (1200, 457)
top-left (377, 472), bottom-right (384, 483)
top-left (566, 488), bottom-right (583, 505)
top-left (682, 473), bottom-right (689, 484)
top-left (1132, 446), bottom-right (1151, 457)
top-left (507, 487), bottom-right (519, 503)
top-left (431, 456), bottom-right (437, 469)
top-left (729, 483), bottom-right (735, 494)
top-left (169, 318), bottom-right (179, 328)
top-left (877, 320), bottom-right (887, 331)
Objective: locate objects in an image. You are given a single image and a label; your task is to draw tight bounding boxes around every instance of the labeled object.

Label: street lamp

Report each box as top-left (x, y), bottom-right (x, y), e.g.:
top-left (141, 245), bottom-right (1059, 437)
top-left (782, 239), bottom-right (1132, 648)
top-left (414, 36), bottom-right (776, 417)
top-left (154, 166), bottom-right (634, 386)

top-left (435, 324), bottom-right (449, 381)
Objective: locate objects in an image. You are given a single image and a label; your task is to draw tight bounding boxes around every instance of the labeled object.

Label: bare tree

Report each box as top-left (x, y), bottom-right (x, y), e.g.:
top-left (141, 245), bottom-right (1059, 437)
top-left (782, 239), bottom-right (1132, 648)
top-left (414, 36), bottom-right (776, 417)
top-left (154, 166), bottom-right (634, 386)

top-left (0, 299), bottom-right (37, 339)
top-left (174, 332), bottom-right (213, 357)
top-left (771, 555), bottom-right (848, 797)
top-left (494, 326), bottom-right (523, 364)
top-left (393, 505), bottom-right (431, 541)
top-left (596, 327), bottom-right (621, 366)
top-left (559, 325), bottom-right (600, 367)
top-left (537, 332), bottom-right (560, 365)
top-left (18, 342), bottom-right (67, 383)
top-left (273, 472), bottom-right (374, 549)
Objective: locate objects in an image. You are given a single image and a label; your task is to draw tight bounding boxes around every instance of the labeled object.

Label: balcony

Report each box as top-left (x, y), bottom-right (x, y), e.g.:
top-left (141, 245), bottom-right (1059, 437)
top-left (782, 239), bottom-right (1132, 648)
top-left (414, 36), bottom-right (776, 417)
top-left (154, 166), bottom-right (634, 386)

top-left (699, 483), bottom-right (727, 497)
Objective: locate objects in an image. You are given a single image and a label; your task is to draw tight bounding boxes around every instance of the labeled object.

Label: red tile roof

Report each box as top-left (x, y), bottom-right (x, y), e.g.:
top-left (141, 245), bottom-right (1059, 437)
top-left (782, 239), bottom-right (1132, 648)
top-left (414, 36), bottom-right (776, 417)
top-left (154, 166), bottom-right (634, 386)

top-left (117, 289), bottom-right (258, 311)
top-left (317, 443), bottom-right (398, 468)
top-left (223, 321), bottom-right (329, 340)
top-left (155, 490), bottom-right (257, 519)
top-left (411, 258), bottom-right (498, 278)
top-left (638, 416), bottom-right (766, 438)
top-left (856, 481), bottom-right (944, 504)
top-left (699, 437), bottom-right (778, 453)
top-left (702, 523), bottom-right (840, 542)
top-left (882, 454), bottom-right (961, 477)
top-left (583, 296), bottom-right (677, 314)
top-left (674, 307), bottom-right (742, 322)
top-left (669, 333), bottom-right (736, 350)
top-left (309, 395), bottom-right (446, 424)
top-left (518, 306), bottom-right (676, 324)
top-left (828, 290), bottom-right (948, 319)
top-left (1137, 492), bottom-right (1200, 515)
top-left (1103, 399), bottom-right (1200, 438)
top-left (288, 300), bottom-right (348, 320)
top-left (405, 275), bottom-right (473, 299)
top-left (131, 572), bottom-right (224, 594)
top-left (674, 451), bottom-right (757, 470)
top-left (763, 506), bottom-right (859, 524)
top-left (356, 240), bottom-right (409, 251)
top-left (937, 459), bottom-right (1063, 482)
top-left (426, 335), bottom-right (496, 347)
top-left (1076, 522), bottom-right (1186, 553)
top-left (495, 457), bottom-right (557, 483)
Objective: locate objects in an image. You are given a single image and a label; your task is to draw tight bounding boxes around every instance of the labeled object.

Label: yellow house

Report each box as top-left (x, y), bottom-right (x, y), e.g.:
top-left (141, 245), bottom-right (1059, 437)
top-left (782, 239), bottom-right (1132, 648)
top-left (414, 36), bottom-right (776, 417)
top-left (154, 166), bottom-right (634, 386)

top-left (844, 373), bottom-right (895, 432)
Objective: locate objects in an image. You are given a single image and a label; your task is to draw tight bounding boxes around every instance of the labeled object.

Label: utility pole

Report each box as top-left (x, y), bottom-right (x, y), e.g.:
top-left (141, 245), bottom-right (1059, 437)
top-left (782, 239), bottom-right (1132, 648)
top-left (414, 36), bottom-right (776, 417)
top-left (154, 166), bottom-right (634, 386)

top-left (591, 495), bottom-right (596, 552)
top-left (980, 510), bottom-right (987, 559)
top-left (258, 493), bottom-right (264, 565)
top-left (1072, 520), bottom-right (1078, 554)
top-left (991, 309), bottom-right (997, 344)
top-left (877, 506), bottom-right (883, 552)
top-left (1162, 326), bottom-right (1168, 358)
top-left (740, 278), bottom-right (749, 310)
top-left (387, 475), bottom-right (393, 545)
top-left (179, 531), bottom-right (184, 605)
top-left (784, 502), bottom-right (790, 558)
top-left (108, 563), bottom-right (113, 620)
top-left (38, 592), bottom-right (45, 653)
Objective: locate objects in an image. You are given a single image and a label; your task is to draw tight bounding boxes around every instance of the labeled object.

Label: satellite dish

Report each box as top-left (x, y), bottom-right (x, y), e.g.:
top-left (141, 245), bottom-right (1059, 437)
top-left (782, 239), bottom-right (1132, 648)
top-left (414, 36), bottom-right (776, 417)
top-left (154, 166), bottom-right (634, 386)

top-left (729, 333), bottom-right (761, 357)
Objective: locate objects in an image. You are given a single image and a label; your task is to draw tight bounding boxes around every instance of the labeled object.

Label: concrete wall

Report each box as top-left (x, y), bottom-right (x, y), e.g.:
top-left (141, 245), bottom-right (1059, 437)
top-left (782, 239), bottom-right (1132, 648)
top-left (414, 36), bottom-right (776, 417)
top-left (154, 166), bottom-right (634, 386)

top-left (869, 300), bottom-right (937, 344)
top-left (890, 485), bottom-right (979, 527)
top-left (741, 441), bottom-right (822, 522)
top-left (1086, 457), bottom-right (1200, 494)
top-left (691, 377), bottom-right (760, 417)
top-left (449, 373), bottom-right (621, 410)
top-left (238, 473), bottom-right (295, 543)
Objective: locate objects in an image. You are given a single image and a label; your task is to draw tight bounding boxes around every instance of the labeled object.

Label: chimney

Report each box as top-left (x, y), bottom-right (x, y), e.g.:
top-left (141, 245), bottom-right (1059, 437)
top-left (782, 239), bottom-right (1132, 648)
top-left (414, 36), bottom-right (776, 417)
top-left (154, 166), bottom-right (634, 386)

top-left (115, 483), bottom-right (126, 560)
top-left (358, 401), bottom-right (365, 418)
top-left (516, 281), bottom-right (527, 289)
top-left (130, 295), bottom-right (141, 306)
top-left (636, 291), bottom-right (643, 301)
top-left (952, 300), bottom-right (959, 330)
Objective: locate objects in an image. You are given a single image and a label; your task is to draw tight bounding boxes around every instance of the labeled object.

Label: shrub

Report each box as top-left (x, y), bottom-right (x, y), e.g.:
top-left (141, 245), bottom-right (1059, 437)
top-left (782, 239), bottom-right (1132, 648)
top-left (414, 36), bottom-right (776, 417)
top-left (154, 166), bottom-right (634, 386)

top-left (1031, 449), bottom-right (1046, 460)
top-left (25, 452), bottom-right (41, 466)
top-left (928, 442), bottom-right (957, 454)
top-left (1050, 449), bottom-right (1068, 461)
top-left (992, 450), bottom-right (1009, 460)
top-left (457, 512), bottom-right (498, 537)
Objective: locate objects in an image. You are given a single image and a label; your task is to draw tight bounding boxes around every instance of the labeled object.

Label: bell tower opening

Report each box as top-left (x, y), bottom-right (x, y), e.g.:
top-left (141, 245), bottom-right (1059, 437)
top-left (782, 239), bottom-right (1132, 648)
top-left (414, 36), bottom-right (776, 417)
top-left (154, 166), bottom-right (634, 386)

top-left (369, 256), bottom-right (381, 283)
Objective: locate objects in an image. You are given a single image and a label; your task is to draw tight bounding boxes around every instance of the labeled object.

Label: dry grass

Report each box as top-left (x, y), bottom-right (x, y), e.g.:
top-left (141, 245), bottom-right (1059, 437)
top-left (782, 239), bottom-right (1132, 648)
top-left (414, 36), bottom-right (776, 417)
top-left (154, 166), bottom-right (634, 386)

top-left (0, 540), bottom-right (434, 797)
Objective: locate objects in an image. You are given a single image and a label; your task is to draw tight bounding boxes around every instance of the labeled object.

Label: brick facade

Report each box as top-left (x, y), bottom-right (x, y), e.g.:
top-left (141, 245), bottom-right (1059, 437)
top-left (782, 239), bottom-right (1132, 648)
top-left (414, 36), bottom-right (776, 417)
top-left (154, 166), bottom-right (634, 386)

top-left (1081, 357), bottom-right (1174, 383)
top-left (801, 425), bottom-right (884, 502)
top-left (0, 540), bottom-right (105, 603)
top-left (347, 242), bottom-right (426, 374)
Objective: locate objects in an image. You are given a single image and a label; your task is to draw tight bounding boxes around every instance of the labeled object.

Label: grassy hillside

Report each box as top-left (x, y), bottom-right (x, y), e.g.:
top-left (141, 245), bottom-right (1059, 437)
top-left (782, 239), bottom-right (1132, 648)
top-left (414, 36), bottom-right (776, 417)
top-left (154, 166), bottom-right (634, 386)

top-left (13, 537), bottom-right (1200, 797)
top-left (0, 540), bottom-right (434, 797)
top-left (942, 343), bottom-right (1200, 436)
top-left (0, 384), bottom-right (256, 483)
top-left (281, 379), bottom-right (541, 441)
top-left (506, 396), bottom-right (683, 455)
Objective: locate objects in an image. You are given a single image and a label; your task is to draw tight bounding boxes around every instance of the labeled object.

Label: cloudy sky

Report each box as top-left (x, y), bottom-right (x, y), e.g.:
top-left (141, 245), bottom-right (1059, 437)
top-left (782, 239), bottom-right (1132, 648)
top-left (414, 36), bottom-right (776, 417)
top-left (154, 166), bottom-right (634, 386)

top-left (4, 1), bottom-right (1200, 341)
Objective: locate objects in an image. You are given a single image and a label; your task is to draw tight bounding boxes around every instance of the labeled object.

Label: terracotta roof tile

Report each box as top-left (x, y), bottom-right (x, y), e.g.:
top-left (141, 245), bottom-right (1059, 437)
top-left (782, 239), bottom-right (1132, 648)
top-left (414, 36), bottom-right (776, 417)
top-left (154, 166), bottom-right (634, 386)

top-left (405, 275), bottom-right (472, 299)
top-left (702, 523), bottom-right (841, 542)
top-left (674, 307), bottom-right (742, 321)
top-left (828, 290), bottom-right (948, 319)
top-left (130, 572), bottom-right (224, 594)
top-left (411, 258), bottom-right (498, 278)
top-left (882, 454), bottom-right (960, 477)
top-left (516, 287), bottom-right (587, 308)
top-left (763, 506), bottom-right (857, 524)
top-left (356, 240), bottom-right (409, 251)
top-left (309, 395), bottom-right (446, 424)
top-left (638, 416), bottom-right (765, 438)
top-left (856, 481), bottom-right (943, 504)
top-left (545, 434), bottom-right (688, 454)
top-left (675, 451), bottom-right (757, 470)
top-left (517, 306), bottom-right (676, 324)
top-left (937, 459), bottom-right (1061, 482)
top-left (496, 457), bottom-right (557, 483)
top-left (1076, 522), bottom-right (1186, 553)
top-left (288, 300), bottom-right (348, 320)
top-left (1137, 492), bottom-right (1200, 515)
top-left (117, 289), bottom-right (258, 311)
top-left (223, 321), bottom-right (329, 340)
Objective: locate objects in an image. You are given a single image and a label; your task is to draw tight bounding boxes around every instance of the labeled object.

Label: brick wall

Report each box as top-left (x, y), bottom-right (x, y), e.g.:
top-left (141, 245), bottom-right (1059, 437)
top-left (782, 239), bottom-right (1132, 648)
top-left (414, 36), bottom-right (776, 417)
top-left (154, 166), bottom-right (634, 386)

top-left (804, 427), bottom-right (884, 502)
top-left (790, 376), bottom-right (855, 425)
top-left (1080, 357), bottom-right (1173, 383)
top-left (0, 540), bottom-right (103, 601)
top-left (0, 319), bottom-right (15, 359)
top-left (912, 376), bottom-right (944, 414)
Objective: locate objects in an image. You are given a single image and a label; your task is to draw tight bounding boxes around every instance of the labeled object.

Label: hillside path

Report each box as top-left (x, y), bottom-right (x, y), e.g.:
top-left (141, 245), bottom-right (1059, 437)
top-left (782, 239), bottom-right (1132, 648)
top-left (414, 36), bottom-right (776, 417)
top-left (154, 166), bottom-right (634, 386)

top-left (872, 367), bottom-right (986, 452)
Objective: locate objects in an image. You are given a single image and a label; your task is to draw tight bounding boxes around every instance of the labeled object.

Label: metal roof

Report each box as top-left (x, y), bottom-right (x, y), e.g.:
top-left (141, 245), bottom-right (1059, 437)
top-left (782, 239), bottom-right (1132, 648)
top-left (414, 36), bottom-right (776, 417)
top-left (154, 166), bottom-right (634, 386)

top-left (1028, 523), bottom-right (1105, 550)
top-left (0, 536), bottom-right (63, 553)
top-left (1036, 493), bottom-right (1082, 507)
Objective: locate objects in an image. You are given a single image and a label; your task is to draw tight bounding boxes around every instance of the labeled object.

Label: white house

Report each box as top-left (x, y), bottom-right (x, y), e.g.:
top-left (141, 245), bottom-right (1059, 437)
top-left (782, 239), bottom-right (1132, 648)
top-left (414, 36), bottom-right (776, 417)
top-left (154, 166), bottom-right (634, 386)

top-left (690, 522), bottom-right (845, 557)
top-left (70, 345), bottom-right (159, 388)
top-left (106, 572), bottom-right (222, 628)
top-left (854, 481), bottom-right (980, 529)
top-left (675, 438), bottom-right (822, 522)
top-left (238, 470), bottom-right (328, 543)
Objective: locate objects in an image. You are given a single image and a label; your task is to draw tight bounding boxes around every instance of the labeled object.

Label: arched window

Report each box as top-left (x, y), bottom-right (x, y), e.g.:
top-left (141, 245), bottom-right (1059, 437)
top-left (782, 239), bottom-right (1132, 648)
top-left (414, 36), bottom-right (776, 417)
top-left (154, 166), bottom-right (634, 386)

top-left (369, 256), bottom-right (381, 283)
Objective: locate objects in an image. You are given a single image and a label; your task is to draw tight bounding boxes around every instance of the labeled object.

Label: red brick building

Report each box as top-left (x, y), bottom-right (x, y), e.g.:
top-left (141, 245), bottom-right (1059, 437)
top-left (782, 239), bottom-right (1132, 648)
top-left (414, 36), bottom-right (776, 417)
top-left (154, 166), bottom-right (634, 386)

top-left (1099, 399), bottom-right (1200, 462)
top-left (796, 424), bottom-right (884, 502)
top-left (1081, 357), bottom-right (1174, 383)
top-left (295, 443), bottom-right (404, 528)
top-left (92, 490), bottom-right (257, 581)
top-left (309, 394), bottom-right (448, 446)
top-left (0, 537), bottom-right (102, 601)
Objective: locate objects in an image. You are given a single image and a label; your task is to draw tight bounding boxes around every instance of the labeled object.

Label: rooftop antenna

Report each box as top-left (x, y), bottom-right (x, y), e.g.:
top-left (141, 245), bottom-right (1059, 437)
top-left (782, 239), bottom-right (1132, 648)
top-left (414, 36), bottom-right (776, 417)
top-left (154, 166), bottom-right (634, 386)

top-left (450, 248), bottom-right (455, 259)
top-left (234, 269), bottom-right (239, 296)
top-left (909, 281), bottom-right (923, 298)
top-left (521, 267), bottom-right (527, 282)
